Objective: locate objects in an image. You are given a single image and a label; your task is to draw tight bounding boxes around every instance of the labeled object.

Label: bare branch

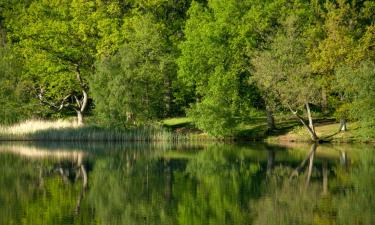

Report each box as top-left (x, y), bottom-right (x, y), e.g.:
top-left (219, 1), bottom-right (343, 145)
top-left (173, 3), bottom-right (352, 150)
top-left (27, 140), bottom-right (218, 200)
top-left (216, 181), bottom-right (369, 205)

top-left (37, 88), bottom-right (71, 112)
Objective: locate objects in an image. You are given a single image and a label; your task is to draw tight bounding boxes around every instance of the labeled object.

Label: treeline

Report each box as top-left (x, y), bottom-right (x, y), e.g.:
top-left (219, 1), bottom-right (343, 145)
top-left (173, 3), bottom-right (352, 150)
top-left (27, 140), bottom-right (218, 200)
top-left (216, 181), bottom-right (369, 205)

top-left (0, 0), bottom-right (374, 140)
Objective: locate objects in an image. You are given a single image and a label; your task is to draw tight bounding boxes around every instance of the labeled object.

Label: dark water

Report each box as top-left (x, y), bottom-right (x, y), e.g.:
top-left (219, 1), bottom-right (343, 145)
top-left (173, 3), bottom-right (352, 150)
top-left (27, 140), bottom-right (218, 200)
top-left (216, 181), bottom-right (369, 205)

top-left (0, 142), bottom-right (374, 225)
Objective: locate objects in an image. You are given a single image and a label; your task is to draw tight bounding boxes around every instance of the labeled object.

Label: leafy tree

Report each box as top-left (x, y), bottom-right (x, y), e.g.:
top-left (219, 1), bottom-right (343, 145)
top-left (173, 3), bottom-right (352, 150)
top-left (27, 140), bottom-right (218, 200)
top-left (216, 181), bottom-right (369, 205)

top-left (178, 0), bottom-right (264, 136)
top-left (90, 13), bottom-right (172, 126)
top-left (252, 12), bottom-right (322, 142)
top-left (309, 0), bottom-right (358, 131)
top-left (0, 45), bottom-right (34, 124)
top-left (336, 61), bottom-right (375, 138)
top-left (5, 0), bottom-right (124, 125)
top-left (308, 0), bottom-right (375, 131)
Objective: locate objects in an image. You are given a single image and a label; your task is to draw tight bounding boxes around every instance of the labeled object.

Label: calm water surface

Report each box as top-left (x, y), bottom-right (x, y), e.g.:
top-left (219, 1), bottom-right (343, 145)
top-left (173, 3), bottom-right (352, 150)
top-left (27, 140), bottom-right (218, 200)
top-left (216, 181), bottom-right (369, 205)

top-left (0, 142), bottom-right (374, 225)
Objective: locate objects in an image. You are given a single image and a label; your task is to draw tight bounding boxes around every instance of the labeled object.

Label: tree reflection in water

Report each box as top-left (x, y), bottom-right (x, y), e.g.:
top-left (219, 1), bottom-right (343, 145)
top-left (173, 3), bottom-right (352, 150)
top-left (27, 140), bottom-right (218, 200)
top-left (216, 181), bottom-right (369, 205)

top-left (0, 143), bottom-right (374, 225)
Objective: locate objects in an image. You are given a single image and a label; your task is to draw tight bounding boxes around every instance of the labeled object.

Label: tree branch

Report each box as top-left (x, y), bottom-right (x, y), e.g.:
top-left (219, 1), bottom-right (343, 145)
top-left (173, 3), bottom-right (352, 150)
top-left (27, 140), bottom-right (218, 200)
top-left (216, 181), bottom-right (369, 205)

top-left (37, 88), bottom-right (71, 112)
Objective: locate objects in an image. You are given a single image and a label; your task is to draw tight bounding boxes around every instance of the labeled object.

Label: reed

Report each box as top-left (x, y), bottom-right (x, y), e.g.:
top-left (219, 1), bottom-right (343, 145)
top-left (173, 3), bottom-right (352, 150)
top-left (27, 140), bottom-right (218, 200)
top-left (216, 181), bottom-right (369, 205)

top-left (0, 119), bottom-right (216, 142)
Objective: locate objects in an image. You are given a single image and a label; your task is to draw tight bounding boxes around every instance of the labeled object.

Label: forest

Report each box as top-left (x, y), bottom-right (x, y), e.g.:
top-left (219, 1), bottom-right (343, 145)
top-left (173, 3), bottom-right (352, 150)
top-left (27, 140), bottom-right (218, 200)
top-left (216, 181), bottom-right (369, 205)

top-left (0, 0), bottom-right (374, 142)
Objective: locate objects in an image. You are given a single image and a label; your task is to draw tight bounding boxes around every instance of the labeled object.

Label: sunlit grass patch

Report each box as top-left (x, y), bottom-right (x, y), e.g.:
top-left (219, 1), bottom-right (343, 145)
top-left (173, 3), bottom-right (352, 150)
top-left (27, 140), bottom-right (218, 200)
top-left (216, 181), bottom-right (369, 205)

top-left (162, 117), bottom-right (192, 126)
top-left (0, 119), bottom-right (201, 142)
top-left (0, 119), bottom-right (77, 135)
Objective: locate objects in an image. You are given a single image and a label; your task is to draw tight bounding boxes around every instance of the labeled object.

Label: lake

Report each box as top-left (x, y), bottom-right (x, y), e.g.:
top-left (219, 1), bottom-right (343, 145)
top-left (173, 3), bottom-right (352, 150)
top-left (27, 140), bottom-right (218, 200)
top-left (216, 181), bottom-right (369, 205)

top-left (0, 142), bottom-right (374, 225)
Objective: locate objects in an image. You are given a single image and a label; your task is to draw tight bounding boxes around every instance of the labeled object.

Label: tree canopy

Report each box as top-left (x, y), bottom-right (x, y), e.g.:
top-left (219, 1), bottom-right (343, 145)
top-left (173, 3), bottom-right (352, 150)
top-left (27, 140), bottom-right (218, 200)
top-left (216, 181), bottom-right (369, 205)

top-left (0, 0), bottom-right (374, 138)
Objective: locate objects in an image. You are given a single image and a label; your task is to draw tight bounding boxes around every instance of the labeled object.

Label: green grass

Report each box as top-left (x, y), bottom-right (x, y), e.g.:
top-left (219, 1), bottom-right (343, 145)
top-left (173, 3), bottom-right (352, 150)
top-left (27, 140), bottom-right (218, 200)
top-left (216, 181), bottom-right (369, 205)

top-left (266, 121), bottom-right (370, 143)
top-left (162, 117), bottom-right (192, 126)
top-left (0, 119), bottom-right (189, 142)
top-left (0, 118), bottom-right (218, 142)
top-left (162, 116), bottom-right (374, 143)
top-left (0, 117), bottom-right (372, 143)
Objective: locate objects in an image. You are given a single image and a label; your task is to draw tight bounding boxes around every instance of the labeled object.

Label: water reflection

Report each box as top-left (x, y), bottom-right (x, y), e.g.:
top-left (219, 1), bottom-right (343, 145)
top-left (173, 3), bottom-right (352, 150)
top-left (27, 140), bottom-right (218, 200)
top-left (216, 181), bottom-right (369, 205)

top-left (0, 142), bottom-right (373, 225)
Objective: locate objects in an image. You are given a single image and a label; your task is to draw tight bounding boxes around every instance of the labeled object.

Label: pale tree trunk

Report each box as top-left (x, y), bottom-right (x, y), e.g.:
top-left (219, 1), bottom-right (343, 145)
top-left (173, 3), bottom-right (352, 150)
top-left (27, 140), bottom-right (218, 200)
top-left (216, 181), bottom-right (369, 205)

top-left (76, 110), bottom-right (84, 126)
top-left (305, 103), bottom-right (315, 134)
top-left (74, 65), bottom-right (89, 126)
top-left (266, 108), bottom-right (276, 131)
top-left (339, 118), bottom-right (347, 132)
top-left (74, 90), bottom-right (87, 126)
top-left (287, 103), bottom-right (319, 142)
top-left (305, 103), bottom-right (318, 142)
top-left (338, 94), bottom-right (347, 132)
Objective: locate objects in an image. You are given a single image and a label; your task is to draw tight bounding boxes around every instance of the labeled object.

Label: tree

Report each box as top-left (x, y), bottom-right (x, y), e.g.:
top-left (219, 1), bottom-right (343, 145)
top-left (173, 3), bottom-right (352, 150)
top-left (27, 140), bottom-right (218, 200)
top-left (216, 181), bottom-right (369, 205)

top-left (336, 61), bottom-right (375, 138)
top-left (90, 13), bottom-right (172, 126)
top-left (0, 45), bottom-right (34, 124)
top-left (178, 0), bottom-right (264, 136)
top-left (252, 13), bottom-right (321, 142)
top-left (309, 0), bottom-right (375, 132)
top-left (309, 0), bottom-right (357, 131)
top-left (5, 0), bottom-right (124, 125)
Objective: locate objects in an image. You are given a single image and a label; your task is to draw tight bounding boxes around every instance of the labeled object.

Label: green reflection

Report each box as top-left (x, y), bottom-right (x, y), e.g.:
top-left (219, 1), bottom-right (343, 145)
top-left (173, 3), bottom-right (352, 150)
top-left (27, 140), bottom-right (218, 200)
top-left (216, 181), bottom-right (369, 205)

top-left (0, 151), bottom-right (96, 225)
top-left (0, 143), bottom-right (374, 225)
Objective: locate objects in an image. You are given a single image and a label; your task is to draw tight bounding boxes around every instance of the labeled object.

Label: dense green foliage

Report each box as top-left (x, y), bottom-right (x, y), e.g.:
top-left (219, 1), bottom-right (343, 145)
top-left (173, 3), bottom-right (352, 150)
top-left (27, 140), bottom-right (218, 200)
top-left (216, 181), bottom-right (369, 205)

top-left (337, 61), bottom-right (375, 138)
top-left (0, 0), bottom-right (374, 138)
top-left (91, 13), bottom-right (172, 125)
top-left (0, 46), bottom-right (34, 124)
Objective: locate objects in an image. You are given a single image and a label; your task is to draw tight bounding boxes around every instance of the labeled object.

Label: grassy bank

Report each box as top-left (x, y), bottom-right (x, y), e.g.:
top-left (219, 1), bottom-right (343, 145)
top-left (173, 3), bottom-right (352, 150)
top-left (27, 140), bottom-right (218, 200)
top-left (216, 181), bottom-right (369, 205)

top-left (162, 117), bottom-right (374, 143)
top-left (0, 117), bottom-right (372, 143)
top-left (266, 122), bottom-right (364, 143)
top-left (0, 119), bottom-right (215, 142)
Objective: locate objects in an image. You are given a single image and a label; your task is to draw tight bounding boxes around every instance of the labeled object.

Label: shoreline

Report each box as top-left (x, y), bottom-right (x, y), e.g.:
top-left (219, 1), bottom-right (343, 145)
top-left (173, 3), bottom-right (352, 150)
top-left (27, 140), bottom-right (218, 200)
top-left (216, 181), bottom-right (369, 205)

top-left (1, 119), bottom-right (373, 144)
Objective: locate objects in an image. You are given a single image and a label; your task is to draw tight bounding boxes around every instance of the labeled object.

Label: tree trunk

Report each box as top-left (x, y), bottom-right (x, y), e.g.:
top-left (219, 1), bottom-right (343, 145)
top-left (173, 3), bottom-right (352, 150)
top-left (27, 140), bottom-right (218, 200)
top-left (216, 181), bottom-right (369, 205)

top-left (76, 110), bottom-right (83, 126)
top-left (74, 66), bottom-right (88, 126)
top-left (339, 118), bottom-right (347, 132)
top-left (305, 103), bottom-right (318, 142)
top-left (305, 103), bottom-right (315, 132)
top-left (287, 104), bottom-right (318, 142)
top-left (266, 108), bottom-right (276, 131)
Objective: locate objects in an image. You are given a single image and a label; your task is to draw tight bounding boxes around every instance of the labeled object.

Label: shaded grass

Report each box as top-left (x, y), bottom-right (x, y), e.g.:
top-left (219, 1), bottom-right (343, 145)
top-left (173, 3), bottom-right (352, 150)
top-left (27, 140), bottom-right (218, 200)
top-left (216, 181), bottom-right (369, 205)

top-left (235, 117), bottom-right (302, 141)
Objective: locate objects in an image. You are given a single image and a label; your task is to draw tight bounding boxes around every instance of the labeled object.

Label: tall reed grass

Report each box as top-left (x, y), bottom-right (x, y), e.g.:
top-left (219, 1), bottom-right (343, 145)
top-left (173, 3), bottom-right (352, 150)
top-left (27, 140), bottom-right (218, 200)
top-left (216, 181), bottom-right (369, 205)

top-left (0, 119), bottom-right (215, 142)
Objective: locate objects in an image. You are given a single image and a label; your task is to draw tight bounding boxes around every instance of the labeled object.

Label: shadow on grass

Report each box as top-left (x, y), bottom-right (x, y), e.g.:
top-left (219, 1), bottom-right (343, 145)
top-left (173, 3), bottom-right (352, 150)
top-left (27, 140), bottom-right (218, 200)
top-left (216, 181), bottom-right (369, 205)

top-left (235, 119), bottom-right (301, 141)
top-left (235, 118), bottom-right (337, 141)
